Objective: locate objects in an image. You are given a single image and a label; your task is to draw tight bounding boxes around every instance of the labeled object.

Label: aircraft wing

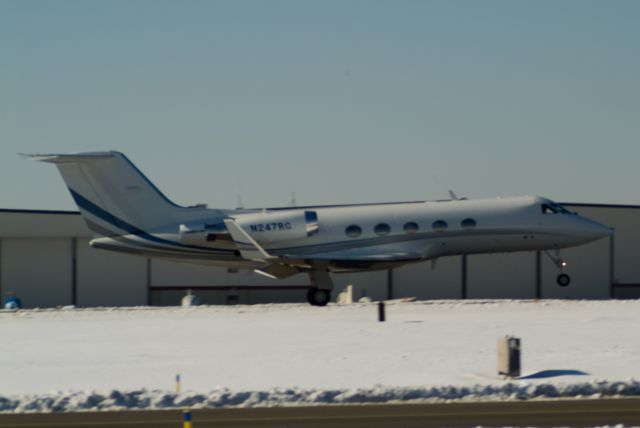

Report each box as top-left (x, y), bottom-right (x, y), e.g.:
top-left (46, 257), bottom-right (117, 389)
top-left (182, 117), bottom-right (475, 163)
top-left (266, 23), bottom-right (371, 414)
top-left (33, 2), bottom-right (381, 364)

top-left (224, 217), bottom-right (426, 273)
top-left (223, 218), bottom-right (277, 263)
top-left (296, 250), bottom-right (425, 262)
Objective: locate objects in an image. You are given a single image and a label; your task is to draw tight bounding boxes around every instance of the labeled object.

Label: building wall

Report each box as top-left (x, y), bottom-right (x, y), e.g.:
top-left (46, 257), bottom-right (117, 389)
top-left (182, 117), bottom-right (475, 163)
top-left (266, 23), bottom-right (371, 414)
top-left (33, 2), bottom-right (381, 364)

top-left (568, 205), bottom-right (640, 297)
top-left (332, 270), bottom-right (388, 302)
top-left (0, 211), bottom-right (87, 237)
top-left (609, 209), bottom-right (640, 284)
top-left (150, 260), bottom-right (307, 287)
top-left (0, 238), bottom-right (73, 308)
top-left (150, 288), bottom-right (309, 306)
top-left (76, 238), bottom-right (148, 307)
top-left (393, 256), bottom-right (463, 299)
top-left (467, 252), bottom-right (536, 299)
top-left (148, 259), bottom-right (309, 305)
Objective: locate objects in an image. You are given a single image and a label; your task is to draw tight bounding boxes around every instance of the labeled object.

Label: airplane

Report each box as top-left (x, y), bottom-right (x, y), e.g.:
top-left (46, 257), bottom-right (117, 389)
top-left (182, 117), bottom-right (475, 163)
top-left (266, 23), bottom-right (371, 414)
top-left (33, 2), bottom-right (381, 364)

top-left (27, 151), bottom-right (612, 306)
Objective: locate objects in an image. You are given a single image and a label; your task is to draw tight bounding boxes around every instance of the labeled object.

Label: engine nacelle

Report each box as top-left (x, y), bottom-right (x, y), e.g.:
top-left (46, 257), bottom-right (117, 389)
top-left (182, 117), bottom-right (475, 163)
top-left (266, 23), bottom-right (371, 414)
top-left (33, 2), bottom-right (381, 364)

top-left (233, 210), bottom-right (319, 244)
top-left (179, 222), bottom-right (230, 244)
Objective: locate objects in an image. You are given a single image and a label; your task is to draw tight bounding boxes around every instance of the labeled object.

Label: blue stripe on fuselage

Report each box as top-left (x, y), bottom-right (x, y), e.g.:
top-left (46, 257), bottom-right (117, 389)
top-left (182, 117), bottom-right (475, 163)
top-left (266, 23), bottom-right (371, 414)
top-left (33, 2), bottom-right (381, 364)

top-left (68, 188), bottom-right (232, 254)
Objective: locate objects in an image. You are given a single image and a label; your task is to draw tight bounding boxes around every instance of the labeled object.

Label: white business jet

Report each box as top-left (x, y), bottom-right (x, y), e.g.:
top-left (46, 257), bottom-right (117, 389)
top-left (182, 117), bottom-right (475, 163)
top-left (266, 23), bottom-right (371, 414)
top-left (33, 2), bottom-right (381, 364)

top-left (28, 151), bottom-right (611, 306)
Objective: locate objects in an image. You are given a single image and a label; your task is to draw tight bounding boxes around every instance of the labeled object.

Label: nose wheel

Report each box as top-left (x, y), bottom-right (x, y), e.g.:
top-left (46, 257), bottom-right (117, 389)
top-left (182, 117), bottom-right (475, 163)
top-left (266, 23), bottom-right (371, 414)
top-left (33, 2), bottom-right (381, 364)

top-left (556, 273), bottom-right (571, 287)
top-left (545, 250), bottom-right (571, 287)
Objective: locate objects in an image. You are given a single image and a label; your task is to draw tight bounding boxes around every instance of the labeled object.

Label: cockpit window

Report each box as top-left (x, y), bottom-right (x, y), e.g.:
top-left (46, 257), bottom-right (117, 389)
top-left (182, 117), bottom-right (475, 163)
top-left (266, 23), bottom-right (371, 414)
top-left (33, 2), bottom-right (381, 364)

top-left (542, 202), bottom-right (572, 215)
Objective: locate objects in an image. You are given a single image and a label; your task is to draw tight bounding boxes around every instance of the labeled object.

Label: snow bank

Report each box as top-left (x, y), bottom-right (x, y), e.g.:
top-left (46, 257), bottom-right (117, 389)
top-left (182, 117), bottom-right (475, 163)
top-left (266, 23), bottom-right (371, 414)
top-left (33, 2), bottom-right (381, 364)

top-left (1, 380), bottom-right (640, 413)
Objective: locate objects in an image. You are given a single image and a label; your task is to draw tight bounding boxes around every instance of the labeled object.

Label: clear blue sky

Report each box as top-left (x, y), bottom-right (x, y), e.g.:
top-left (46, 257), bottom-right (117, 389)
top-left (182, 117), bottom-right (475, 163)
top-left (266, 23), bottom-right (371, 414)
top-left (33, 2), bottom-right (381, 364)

top-left (2, 0), bottom-right (639, 210)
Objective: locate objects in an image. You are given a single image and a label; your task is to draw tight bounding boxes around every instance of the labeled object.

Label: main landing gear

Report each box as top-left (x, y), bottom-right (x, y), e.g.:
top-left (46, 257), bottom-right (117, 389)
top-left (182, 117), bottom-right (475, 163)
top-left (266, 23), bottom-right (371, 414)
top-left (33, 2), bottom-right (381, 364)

top-left (545, 250), bottom-right (571, 287)
top-left (307, 288), bottom-right (331, 306)
top-left (306, 269), bottom-right (333, 306)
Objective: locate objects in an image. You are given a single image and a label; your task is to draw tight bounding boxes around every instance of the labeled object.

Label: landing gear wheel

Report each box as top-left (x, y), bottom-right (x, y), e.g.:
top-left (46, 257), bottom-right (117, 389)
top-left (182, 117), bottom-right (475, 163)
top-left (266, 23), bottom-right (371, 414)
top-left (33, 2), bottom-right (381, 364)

top-left (557, 274), bottom-right (571, 287)
top-left (307, 288), bottom-right (331, 306)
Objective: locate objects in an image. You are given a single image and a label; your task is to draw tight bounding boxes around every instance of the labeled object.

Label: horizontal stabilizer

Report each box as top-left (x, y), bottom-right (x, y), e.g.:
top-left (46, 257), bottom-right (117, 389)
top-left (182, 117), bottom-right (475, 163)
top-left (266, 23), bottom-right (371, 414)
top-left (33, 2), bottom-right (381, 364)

top-left (21, 152), bottom-right (115, 163)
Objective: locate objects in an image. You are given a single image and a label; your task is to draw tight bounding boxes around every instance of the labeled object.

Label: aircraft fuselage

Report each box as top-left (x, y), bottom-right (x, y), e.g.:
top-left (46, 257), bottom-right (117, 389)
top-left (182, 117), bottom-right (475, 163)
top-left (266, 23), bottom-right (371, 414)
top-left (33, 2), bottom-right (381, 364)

top-left (90, 196), bottom-right (610, 272)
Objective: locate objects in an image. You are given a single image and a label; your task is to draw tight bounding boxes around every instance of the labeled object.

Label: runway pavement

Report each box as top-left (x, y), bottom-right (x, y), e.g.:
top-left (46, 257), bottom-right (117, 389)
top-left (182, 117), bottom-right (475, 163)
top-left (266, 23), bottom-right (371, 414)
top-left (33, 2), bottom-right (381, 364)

top-left (0, 398), bottom-right (639, 427)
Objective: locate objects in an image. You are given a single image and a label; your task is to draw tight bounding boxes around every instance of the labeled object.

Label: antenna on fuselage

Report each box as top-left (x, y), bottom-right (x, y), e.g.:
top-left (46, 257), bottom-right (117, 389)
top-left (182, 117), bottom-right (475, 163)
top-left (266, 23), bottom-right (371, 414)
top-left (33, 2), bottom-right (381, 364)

top-left (448, 190), bottom-right (467, 201)
top-left (236, 194), bottom-right (244, 209)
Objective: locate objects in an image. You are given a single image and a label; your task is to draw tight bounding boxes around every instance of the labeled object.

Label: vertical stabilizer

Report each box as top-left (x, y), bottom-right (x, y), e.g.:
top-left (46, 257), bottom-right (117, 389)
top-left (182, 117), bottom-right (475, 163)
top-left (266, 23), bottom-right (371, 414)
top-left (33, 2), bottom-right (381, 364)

top-left (27, 151), bottom-right (189, 235)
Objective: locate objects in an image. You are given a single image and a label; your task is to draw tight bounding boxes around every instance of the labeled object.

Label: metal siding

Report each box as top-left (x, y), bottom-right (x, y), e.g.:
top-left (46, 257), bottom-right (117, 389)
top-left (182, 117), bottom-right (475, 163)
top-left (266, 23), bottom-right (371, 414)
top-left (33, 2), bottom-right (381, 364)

top-left (0, 239), bottom-right (3, 299)
top-left (610, 215), bottom-right (640, 284)
top-left (150, 288), bottom-right (307, 306)
top-left (151, 289), bottom-right (226, 306)
top-left (393, 257), bottom-right (463, 299)
top-left (467, 253), bottom-right (536, 299)
top-left (0, 238), bottom-right (72, 308)
top-left (566, 205), bottom-right (640, 284)
top-left (332, 271), bottom-right (387, 302)
top-left (76, 239), bottom-right (147, 306)
top-left (0, 212), bottom-right (90, 238)
top-left (150, 259), bottom-right (307, 287)
top-left (614, 286), bottom-right (640, 299)
top-left (245, 288), bottom-right (307, 304)
top-left (151, 261), bottom-right (240, 287)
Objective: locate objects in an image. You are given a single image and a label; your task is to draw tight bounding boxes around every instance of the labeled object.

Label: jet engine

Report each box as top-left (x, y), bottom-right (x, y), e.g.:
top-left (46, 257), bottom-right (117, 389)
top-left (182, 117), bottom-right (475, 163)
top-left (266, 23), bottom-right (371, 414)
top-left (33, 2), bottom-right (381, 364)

top-left (179, 210), bottom-right (319, 245)
top-left (179, 222), bottom-right (230, 244)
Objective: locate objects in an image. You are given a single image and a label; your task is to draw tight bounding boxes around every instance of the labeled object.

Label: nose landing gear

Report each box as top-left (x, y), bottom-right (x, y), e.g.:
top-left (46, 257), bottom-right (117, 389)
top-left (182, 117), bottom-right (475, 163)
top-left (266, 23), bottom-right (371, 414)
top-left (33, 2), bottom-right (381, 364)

top-left (545, 250), bottom-right (571, 287)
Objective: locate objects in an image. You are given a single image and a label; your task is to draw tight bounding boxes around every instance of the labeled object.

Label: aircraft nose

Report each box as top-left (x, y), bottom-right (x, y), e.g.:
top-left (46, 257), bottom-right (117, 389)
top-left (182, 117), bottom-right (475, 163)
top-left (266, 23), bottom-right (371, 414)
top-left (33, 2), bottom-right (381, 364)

top-left (578, 218), bottom-right (612, 242)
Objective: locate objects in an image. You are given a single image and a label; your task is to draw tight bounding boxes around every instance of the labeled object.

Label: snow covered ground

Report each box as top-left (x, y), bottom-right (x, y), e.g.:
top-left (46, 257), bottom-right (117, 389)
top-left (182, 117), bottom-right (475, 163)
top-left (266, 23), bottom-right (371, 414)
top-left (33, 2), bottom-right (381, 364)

top-left (1, 300), bottom-right (639, 412)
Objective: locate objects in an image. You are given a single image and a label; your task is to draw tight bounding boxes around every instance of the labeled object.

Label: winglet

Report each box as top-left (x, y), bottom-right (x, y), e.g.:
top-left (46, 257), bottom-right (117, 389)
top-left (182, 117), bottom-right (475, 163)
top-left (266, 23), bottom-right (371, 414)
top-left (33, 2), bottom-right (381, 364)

top-left (223, 218), bottom-right (277, 262)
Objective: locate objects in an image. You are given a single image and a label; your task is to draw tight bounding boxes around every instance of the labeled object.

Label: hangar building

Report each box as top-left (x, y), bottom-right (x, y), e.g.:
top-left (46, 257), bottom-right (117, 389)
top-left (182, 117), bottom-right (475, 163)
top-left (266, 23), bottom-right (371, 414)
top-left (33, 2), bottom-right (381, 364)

top-left (1, 202), bottom-right (638, 308)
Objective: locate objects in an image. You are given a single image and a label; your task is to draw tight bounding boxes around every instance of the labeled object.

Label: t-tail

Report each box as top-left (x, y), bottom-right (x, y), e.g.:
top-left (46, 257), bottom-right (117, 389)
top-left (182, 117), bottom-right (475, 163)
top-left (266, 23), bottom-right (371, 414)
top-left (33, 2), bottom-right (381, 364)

top-left (25, 151), bottom-right (217, 236)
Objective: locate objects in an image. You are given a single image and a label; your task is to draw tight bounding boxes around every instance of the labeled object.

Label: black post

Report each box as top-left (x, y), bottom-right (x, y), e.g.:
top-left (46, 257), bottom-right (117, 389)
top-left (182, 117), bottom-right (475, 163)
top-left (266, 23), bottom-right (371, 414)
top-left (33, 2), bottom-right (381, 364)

top-left (71, 238), bottom-right (77, 306)
top-left (378, 301), bottom-right (385, 322)
top-left (146, 259), bottom-right (152, 306)
top-left (535, 251), bottom-right (542, 299)
top-left (387, 269), bottom-right (393, 300)
top-left (609, 230), bottom-right (615, 299)
top-left (0, 239), bottom-right (3, 300)
top-left (461, 255), bottom-right (468, 299)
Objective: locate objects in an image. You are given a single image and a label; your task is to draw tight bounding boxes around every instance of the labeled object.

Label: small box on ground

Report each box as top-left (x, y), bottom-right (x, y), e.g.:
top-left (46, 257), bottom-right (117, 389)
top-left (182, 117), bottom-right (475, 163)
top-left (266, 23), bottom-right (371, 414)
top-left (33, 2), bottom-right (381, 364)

top-left (497, 336), bottom-right (521, 378)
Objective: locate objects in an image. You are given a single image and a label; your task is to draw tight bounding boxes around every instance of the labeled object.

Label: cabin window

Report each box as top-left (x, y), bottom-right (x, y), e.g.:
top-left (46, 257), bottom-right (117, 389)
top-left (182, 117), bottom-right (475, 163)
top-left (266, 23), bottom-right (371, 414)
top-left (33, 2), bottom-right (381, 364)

top-left (345, 225), bottom-right (362, 238)
top-left (403, 222), bottom-right (419, 234)
top-left (374, 223), bottom-right (391, 236)
top-left (432, 220), bottom-right (448, 232)
top-left (461, 218), bottom-right (477, 229)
